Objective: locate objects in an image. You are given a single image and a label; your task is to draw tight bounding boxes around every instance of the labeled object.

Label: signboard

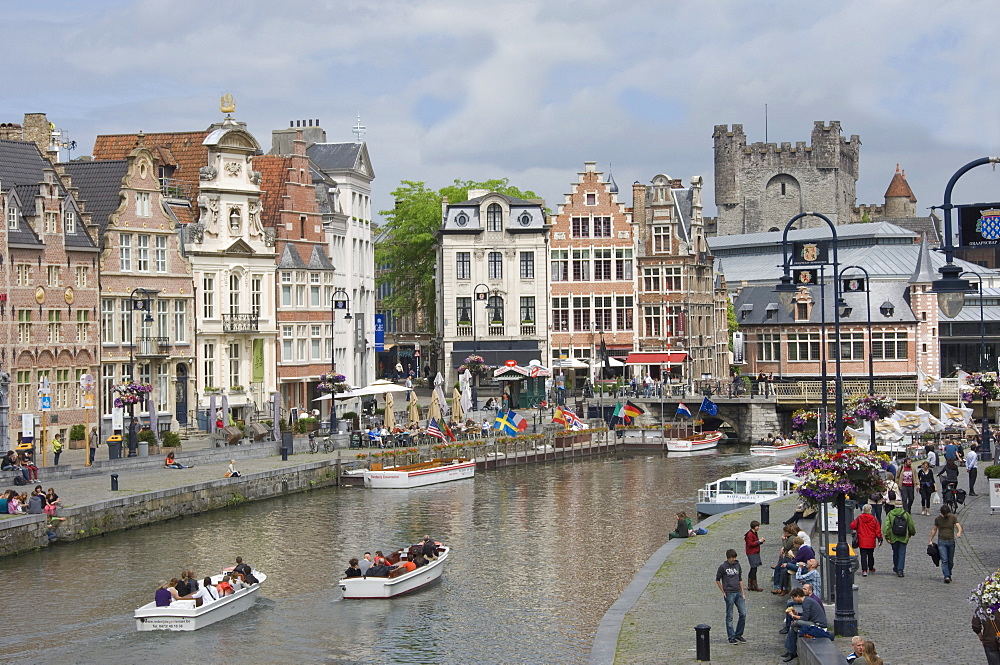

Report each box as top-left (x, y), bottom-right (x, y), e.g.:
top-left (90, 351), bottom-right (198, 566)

top-left (112, 407), bottom-right (124, 432)
top-left (80, 373), bottom-right (95, 392)
top-left (791, 240), bottom-right (829, 265)
top-left (354, 314), bottom-right (365, 347)
top-left (793, 269), bottom-right (818, 285)
top-left (84, 393), bottom-right (95, 410)
top-left (842, 277), bottom-right (867, 293)
top-left (732, 331), bottom-right (745, 364)
top-left (374, 314), bottom-right (385, 352)
top-left (333, 299), bottom-right (349, 312)
top-left (21, 413), bottom-right (34, 442)
top-left (40, 395), bottom-right (51, 410)
top-left (958, 203), bottom-right (1000, 247)
top-left (252, 338), bottom-right (264, 383)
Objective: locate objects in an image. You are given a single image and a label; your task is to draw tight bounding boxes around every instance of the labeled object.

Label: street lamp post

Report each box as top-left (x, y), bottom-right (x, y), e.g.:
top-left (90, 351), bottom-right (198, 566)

top-left (838, 265), bottom-right (879, 451)
top-left (128, 288), bottom-right (155, 457)
top-left (961, 271), bottom-right (992, 462)
top-left (330, 289), bottom-right (352, 433)
top-left (470, 283), bottom-right (491, 412)
top-left (774, 212), bottom-right (854, 636)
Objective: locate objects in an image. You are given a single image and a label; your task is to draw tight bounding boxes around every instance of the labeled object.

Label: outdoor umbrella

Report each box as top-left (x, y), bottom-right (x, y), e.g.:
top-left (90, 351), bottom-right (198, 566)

top-left (147, 395), bottom-right (159, 443)
top-left (272, 392), bottom-right (281, 442)
top-left (408, 395), bottom-right (420, 425)
top-left (385, 392), bottom-right (396, 431)
top-left (209, 394), bottom-right (217, 434)
top-left (428, 389), bottom-right (443, 424)
top-left (433, 372), bottom-right (448, 418)
top-left (461, 369), bottom-right (473, 415)
top-left (452, 388), bottom-right (464, 423)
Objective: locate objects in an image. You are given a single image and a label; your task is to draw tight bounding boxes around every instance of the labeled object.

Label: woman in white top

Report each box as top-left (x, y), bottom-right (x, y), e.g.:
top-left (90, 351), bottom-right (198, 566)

top-left (191, 578), bottom-right (218, 607)
top-left (796, 528), bottom-right (812, 549)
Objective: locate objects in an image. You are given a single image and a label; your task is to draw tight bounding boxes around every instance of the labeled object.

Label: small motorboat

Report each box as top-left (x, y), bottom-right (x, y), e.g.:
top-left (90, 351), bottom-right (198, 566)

top-left (664, 431), bottom-right (723, 452)
top-left (344, 458), bottom-right (475, 489)
top-left (696, 465), bottom-right (800, 515)
top-left (749, 441), bottom-right (809, 456)
top-left (340, 545), bottom-right (449, 599)
top-left (134, 570), bottom-right (266, 631)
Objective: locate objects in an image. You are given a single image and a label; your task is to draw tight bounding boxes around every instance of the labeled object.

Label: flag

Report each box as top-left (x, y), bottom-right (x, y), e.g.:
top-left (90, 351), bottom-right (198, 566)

top-left (494, 410), bottom-right (528, 436)
top-left (612, 401), bottom-right (644, 426)
top-left (917, 368), bottom-right (941, 393)
top-left (700, 397), bottom-right (719, 416)
top-left (426, 418), bottom-right (447, 442)
top-left (563, 408), bottom-right (584, 429)
top-left (599, 337), bottom-right (610, 379)
top-left (940, 402), bottom-right (973, 428)
top-left (552, 408), bottom-right (568, 428)
top-left (624, 400), bottom-right (644, 419)
top-left (676, 402), bottom-right (692, 418)
top-left (845, 426), bottom-right (870, 449)
top-left (443, 422), bottom-right (457, 442)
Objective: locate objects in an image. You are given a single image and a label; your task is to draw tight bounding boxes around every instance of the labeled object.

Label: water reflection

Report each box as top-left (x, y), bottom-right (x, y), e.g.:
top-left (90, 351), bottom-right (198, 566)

top-left (0, 449), bottom-right (765, 664)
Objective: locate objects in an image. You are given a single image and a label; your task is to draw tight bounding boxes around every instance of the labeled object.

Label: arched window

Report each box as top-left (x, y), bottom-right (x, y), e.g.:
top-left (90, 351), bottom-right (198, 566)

top-left (486, 203), bottom-right (502, 232)
top-left (229, 273), bottom-right (241, 315)
top-left (488, 295), bottom-right (504, 323)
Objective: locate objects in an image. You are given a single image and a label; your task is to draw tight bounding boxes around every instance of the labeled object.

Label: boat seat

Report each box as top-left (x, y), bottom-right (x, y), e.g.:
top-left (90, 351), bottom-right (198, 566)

top-left (173, 600), bottom-right (197, 609)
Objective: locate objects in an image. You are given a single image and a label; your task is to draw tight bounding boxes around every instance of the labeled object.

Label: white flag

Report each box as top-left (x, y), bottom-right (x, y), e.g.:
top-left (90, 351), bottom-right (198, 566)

top-left (846, 426), bottom-right (870, 448)
top-left (917, 368), bottom-right (941, 393)
top-left (874, 417), bottom-right (903, 442)
top-left (940, 402), bottom-right (973, 428)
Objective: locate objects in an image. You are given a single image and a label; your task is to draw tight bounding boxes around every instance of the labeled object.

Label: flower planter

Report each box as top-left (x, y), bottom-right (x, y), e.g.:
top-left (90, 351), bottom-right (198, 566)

top-left (69, 439), bottom-right (85, 450)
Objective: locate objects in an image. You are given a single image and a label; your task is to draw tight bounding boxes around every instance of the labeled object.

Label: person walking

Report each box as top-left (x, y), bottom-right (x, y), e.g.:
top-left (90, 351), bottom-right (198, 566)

top-left (966, 443), bottom-right (980, 496)
top-left (88, 427), bottom-right (99, 465)
top-left (929, 503), bottom-right (962, 583)
top-left (52, 433), bottom-right (64, 466)
top-left (882, 491), bottom-right (916, 577)
top-left (917, 460), bottom-right (936, 515)
top-left (895, 458), bottom-right (917, 513)
top-left (743, 520), bottom-right (765, 592)
top-left (715, 548), bottom-right (747, 644)
top-left (850, 504), bottom-right (883, 576)
top-left (972, 609), bottom-right (1000, 665)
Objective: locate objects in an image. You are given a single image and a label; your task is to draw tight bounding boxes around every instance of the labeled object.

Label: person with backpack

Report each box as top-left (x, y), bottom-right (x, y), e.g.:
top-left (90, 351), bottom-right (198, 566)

top-left (882, 491), bottom-right (916, 577)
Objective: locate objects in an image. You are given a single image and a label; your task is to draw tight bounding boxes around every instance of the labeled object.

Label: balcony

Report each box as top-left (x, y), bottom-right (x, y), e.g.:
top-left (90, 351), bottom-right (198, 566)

top-left (223, 313), bottom-right (260, 333)
top-left (488, 324), bottom-right (505, 336)
top-left (456, 325), bottom-right (473, 337)
top-left (135, 336), bottom-right (170, 357)
top-left (520, 324), bottom-right (536, 337)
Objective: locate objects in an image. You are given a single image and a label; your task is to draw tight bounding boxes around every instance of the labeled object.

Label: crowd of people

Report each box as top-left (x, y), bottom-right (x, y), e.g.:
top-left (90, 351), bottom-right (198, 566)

top-left (2, 449), bottom-right (39, 483)
top-left (343, 536), bottom-right (440, 579)
top-left (154, 556), bottom-right (259, 608)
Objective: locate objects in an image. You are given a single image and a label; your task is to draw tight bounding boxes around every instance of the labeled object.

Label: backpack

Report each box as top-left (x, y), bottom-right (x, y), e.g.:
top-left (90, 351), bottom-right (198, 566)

top-left (891, 512), bottom-right (908, 537)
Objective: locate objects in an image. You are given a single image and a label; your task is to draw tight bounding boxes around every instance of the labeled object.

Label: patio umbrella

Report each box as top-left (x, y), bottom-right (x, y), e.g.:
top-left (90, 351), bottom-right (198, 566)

top-left (209, 394), bottom-right (217, 434)
top-left (460, 369), bottom-right (473, 414)
top-left (452, 388), bottom-right (464, 423)
top-left (428, 389), bottom-right (443, 424)
top-left (433, 372), bottom-right (448, 417)
top-left (272, 392), bottom-right (281, 442)
top-left (345, 379), bottom-right (411, 398)
top-left (147, 395), bottom-right (159, 443)
top-left (384, 392), bottom-right (396, 431)
top-left (408, 395), bottom-right (420, 426)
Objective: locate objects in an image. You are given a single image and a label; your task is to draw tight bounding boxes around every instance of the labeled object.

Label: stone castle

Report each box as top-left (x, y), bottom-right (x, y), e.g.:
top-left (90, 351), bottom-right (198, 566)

top-left (712, 121), bottom-right (861, 235)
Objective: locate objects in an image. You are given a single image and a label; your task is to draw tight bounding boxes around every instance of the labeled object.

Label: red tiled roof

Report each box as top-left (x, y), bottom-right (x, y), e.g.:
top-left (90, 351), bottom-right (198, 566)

top-left (93, 131), bottom-right (208, 199)
top-left (884, 164), bottom-right (917, 202)
top-left (165, 200), bottom-right (196, 225)
top-left (254, 155), bottom-right (293, 225)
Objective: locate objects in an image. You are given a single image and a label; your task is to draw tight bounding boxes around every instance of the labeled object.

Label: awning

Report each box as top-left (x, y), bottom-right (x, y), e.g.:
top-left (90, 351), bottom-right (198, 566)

top-left (625, 352), bottom-right (688, 365)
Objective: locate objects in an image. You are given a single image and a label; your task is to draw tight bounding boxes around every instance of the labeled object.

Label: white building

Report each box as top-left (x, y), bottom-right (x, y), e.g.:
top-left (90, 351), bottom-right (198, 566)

top-left (437, 190), bottom-right (550, 386)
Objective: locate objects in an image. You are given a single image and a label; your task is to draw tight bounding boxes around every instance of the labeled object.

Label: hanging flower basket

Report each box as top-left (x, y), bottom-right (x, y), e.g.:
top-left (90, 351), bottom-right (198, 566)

top-left (793, 448), bottom-right (890, 505)
top-left (317, 372), bottom-right (348, 394)
top-left (113, 382), bottom-right (153, 408)
top-left (848, 394), bottom-right (897, 421)
top-left (970, 568), bottom-right (1000, 622)
top-left (459, 355), bottom-right (491, 376)
top-left (962, 373), bottom-right (1000, 403)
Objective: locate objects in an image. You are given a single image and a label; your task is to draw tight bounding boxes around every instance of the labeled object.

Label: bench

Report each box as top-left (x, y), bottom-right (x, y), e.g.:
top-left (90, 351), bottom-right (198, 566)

top-left (799, 634), bottom-right (849, 665)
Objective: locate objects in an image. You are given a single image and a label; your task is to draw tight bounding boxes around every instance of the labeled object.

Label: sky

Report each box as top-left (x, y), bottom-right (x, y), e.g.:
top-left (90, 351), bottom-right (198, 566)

top-left (3, 0), bottom-right (1000, 223)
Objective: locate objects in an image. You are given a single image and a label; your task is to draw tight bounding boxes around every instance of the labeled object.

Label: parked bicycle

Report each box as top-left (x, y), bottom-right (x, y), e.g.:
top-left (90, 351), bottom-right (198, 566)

top-left (308, 432), bottom-right (336, 454)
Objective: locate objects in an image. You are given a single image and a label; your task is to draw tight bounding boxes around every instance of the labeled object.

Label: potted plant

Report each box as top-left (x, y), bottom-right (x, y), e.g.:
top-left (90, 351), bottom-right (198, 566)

top-left (203, 386), bottom-right (221, 394)
top-left (69, 424), bottom-right (86, 450)
top-left (970, 568), bottom-right (1000, 626)
top-left (161, 431), bottom-right (182, 451)
top-left (342, 411), bottom-right (360, 430)
top-left (229, 384), bottom-right (245, 393)
top-left (137, 428), bottom-right (159, 456)
top-left (984, 464), bottom-right (1000, 506)
top-left (792, 448), bottom-right (890, 505)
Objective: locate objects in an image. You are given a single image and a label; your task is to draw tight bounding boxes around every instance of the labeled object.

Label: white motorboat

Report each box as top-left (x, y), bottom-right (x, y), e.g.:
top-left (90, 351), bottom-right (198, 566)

top-left (344, 458), bottom-right (475, 489)
top-left (696, 465), bottom-right (800, 515)
top-left (664, 431), bottom-right (723, 452)
top-left (134, 571), bottom-right (266, 631)
top-left (340, 546), bottom-right (449, 599)
top-left (749, 441), bottom-right (809, 456)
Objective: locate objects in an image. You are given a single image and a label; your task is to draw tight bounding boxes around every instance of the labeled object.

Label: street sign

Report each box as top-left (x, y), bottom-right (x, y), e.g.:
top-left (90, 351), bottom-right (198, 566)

top-left (84, 393), bottom-right (95, 410)
top-left (80, 373), bottom-right (95, 392)
top-left (40, 395), bottom-right (51, 410)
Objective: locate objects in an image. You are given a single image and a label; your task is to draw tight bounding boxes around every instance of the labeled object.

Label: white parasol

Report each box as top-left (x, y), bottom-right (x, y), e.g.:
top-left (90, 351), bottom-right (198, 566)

top-left (385, 392), bottom-right (396, 431)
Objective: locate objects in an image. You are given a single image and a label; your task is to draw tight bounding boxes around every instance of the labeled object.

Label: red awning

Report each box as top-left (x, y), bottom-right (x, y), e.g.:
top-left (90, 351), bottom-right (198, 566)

top-left (625, 352), bottom-right (688, 365)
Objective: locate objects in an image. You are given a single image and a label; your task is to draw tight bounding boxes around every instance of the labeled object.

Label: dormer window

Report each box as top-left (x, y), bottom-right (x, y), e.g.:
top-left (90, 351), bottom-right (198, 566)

top-left (6, 204), bottom-right (17, 230)
top-left (486, 203), bottom-right (502, 232)
top-left (518, 212), bottom-right (532, 227)
top-left (65, 209), bottom-right (76, 234)
top-left (455, 212), bottom-right (469, 227)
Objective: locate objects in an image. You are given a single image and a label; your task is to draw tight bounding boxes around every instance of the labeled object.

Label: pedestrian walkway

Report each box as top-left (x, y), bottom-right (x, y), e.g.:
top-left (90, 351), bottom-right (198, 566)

top-left (602, 487), bottom-right (1000, 664)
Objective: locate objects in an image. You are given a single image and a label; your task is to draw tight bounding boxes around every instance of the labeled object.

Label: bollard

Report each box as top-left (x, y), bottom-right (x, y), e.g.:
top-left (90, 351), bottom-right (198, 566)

top-left (281, 446), bottom-right (288, 461)
top-left (760, 501), bottom-right (770, 525)
top-left (111, 473), bottom-right (119, 491)
top-left (695, 624), bottom-right (711, 661)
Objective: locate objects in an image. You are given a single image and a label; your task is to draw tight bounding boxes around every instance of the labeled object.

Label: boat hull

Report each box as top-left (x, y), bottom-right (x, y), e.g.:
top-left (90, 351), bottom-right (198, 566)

top-left (134, 572), bottom-right (266, 631)
top-left (340, 547), bottom-right (449, 599)
top-left (696, 499), bottom-right (770, 515)
top-left (364, 461), bottom-right (475, 489)
top-left (749, 442), bottom-right (808, 456)
top-left (664, 431), bottom-right (722, 452)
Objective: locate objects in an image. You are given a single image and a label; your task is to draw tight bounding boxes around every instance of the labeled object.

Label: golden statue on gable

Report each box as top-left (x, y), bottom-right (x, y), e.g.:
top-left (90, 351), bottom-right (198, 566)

top-left (220, 93), bottom-right (236, 115)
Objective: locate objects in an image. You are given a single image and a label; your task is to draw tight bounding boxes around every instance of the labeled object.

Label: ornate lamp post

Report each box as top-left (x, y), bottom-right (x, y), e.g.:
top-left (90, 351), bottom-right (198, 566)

top-left (470, 283), bottom-right (491, 412)
top-left (128, 288), bottom-right (154, 456)
top-left (959, 271), bottom-right (992, 461)
top-left (330, 289), bottom-right (352, 433)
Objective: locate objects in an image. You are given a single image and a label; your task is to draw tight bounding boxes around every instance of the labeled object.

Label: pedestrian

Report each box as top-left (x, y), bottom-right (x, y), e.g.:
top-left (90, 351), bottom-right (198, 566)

top-left (926, 443), bottom-right (939, 467)
top-left (895, 458), bottom-right (916, 513)
top-left (882, 490), bottom-right (916, 577)
top-left (715, 548), bottom-right (747, 644)
top-left (743, 520), bottom-right (765, 592)
top-left (52, 433), bottom-right (64, 466)
top-left (971, 609), bottom-right (1000, 665)
top-left (917, 460), bottom-right (936, 515)
top-left (928, 503), bottom-right (962, 583)
top-left (849, 504), bottom-right (883, 577)
top-left (944, 438), bottom-right (963, 464)
top-left (859, 640), bottom-right (884, 665)
top-left (845, 635), bottom-right (865, 662)
top-left (966, 443), bottom-right (980, 496)
top-left (88, 427), bottom-right (99, 464)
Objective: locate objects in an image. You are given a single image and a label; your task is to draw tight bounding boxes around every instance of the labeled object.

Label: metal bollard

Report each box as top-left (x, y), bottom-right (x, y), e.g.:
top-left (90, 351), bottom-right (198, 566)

top-left (111, 473), bottom-right (119, 491)
top-left (281, 447), bottom-right (288, 461)
top-left (760, 501), bottom-right (770, 525)
top-left (695, 624), bottom-right (711, 661)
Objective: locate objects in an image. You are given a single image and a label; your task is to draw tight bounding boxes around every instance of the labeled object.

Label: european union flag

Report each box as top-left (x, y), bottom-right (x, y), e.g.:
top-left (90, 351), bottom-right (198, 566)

top-left (700, 397), bottom-right (718, 416)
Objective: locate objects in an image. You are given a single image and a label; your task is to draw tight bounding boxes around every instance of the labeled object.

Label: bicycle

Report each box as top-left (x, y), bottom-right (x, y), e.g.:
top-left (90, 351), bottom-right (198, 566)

top-left (941, 482), bottom-right (960, 513)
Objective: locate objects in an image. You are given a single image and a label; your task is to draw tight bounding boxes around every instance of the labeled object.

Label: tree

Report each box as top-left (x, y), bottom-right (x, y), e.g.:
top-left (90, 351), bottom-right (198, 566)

top-left (376, 178), bottom-right (541, 334)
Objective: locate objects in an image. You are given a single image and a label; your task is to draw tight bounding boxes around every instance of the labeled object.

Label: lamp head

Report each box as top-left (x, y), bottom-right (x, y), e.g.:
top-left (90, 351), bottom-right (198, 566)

top-left (837, 297), bottom-right (851, 318)
top-left (932, 262), bottom-right (973, 318)
top-left (774, 273), bottom-right (797, 310)
top-left (344, 312), bottom-right (353, 321)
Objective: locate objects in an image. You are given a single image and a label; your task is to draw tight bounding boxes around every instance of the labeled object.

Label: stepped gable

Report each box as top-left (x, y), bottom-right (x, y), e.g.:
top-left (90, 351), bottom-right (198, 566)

top-left (254, 154), bottom-right (293, 224)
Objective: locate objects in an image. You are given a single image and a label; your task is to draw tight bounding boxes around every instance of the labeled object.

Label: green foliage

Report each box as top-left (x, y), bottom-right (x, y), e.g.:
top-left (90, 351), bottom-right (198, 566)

top-left (342, 411), bottom-right (358, 421)
top-left (376, 178), bottom-right (541, 333)
top-left (726, 300), bottom-right (738, 350)
top-left (295, 416), bottom-right (318, 434)
top-left (137, 429), bottom-right (157, 444)
top-left (984, 464), bottom-right (1000, 479)
top-left (161, 431), bottom-right (181, 448)
top-left (69, 424), bottom-right (86, 441)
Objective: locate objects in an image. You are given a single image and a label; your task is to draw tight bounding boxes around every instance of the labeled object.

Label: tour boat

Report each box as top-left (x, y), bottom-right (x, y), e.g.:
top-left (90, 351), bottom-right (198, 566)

top-left (345, 458), bottom-right (475, 489)
top-left (340, 546), bottom-right (449, 599)
top-left (134, 570), bottom-right (266, 631)
top-left (664, 430), bottom-right (723, 452)
top-left (749, 441), bottom-right (809, 456)
top-left (695, 465), bottom-right (800, 515)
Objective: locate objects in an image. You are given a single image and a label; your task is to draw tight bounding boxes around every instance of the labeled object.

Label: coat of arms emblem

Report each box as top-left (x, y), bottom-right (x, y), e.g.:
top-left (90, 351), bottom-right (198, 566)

top-left (800, 243), bottom-right (819, 262)
top-left (976, 209), bottom-right (1000, 240)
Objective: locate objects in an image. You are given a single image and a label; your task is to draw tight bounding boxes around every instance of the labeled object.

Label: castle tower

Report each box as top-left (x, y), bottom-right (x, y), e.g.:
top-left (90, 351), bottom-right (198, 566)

top-left (712, 121), bottom-right (860, 236)
top-left (884, 164), bottom-right (917, 218)
top-left (908, 235), bottom-right (941, 377)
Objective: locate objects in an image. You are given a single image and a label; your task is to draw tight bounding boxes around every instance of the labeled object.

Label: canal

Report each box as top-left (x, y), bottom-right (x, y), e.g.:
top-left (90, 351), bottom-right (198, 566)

top-left (0, 448), bottom-right (769, 664)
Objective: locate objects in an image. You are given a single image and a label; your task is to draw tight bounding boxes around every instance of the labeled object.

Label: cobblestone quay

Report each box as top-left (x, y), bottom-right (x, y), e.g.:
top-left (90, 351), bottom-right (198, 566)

top-left (598, 491), bottom-right (1000, 664)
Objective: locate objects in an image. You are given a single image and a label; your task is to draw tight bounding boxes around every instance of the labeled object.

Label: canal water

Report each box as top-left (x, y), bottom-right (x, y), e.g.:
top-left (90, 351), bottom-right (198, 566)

top-left (0, 448), bottom-right (769, 664)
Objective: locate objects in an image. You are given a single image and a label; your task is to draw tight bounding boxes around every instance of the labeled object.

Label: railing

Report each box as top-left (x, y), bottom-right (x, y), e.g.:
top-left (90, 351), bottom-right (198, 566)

top-left (223, 313), bottom-right (259, 333)
top-left (773, 378), bottom-right (961, 402)
top-left (136, 336), bottom-right (170, 356)
top-left (456, 325), bottom-right (473, 337)
top-left (160, 177), bottom-right (197, 200)
top-left (488, 324), bottom-right (504, 336)
top-left (520, 324), bottom-right (536, 336)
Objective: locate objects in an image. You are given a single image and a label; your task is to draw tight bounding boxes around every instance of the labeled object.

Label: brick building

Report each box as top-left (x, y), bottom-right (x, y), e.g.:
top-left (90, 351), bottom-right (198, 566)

top-left (0, 138), bottom-right (100, 452)
top-left (548, 162), bottom-right (635, 386)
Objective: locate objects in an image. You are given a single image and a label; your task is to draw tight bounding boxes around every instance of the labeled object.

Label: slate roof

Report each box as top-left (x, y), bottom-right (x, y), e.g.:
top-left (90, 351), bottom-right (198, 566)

top-left (93, 131), bottom-right (208, 200)
top-left (732, 280), bottom-right (917, 326)
top-left (277, 243), bottom-right (307, 269)
top-left (307, 245), bottom-right (335, 270)
top-left (307, 143), bottom-right (361, 171)
top-left (61, 159), bottom-right (127, 235)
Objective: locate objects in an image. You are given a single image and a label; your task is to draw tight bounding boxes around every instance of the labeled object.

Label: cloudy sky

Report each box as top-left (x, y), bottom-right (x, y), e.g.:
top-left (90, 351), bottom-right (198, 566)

top-left (3, 0), bottom-right (999, 222)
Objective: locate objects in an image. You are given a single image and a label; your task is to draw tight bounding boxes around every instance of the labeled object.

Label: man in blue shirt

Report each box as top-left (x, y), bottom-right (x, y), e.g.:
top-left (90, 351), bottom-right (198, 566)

top-left (781, 587), bottom-right (828, 662)
top-left (944, 439), bottom-right (963, 463)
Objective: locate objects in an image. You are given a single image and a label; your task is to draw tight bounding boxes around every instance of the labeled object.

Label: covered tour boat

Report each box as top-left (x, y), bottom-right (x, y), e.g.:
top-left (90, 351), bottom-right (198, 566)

top-left (345, 458), bottom-right (475, 489)
top-left (696, 465), bottom-right (800, 515)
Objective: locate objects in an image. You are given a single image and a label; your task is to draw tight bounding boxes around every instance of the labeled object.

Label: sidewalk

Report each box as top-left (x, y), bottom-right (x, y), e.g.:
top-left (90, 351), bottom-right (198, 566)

top-left (605, 487), bottom-right (999, 664)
